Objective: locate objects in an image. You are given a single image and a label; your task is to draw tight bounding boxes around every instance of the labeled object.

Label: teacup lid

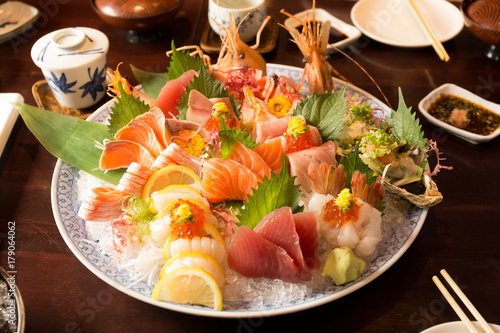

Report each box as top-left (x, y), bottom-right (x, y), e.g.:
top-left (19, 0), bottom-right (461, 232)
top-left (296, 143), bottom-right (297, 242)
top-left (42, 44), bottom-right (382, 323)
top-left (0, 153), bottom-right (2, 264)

top-left (31, 27), bottom-right (109, 71)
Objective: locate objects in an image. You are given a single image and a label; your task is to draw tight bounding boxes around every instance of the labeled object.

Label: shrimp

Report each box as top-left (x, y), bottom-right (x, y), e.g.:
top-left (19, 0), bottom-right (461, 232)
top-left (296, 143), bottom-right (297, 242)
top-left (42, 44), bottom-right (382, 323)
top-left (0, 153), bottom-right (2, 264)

top-left (239, 86), bottom-right (277, 129)
top-left (308, 163), bottom-right (346, 197)
top-left (166, 236), bottom-right (226, 263)
top-left (106, 63), bottom-right (155, 107)
top-left (351, 171), bottom-right (385, 209)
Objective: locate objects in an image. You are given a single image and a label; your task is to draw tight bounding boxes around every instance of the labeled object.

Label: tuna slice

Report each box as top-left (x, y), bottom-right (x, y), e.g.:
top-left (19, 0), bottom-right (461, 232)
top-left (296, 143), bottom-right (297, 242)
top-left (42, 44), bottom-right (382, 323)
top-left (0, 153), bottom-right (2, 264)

top-left (254, 207), bottom-right (311, 281)
top-left (99, 140), bottom-right (155, 170)
top-left (186, 89), bottom-right (236, 126)
top-left (201, 158), bottom-right (260, 203)
top-left (114, 118), bottom-right (163, 158)
top-left (252, 117), bottom-right (289, 143)
top-left (293, 211), bottom-right (320, 269)
top-left (227, 226), bottom-right (304, 283)
top-left (155, 69), bottom-right (196, 118)
top-left (227, 141), bottom-right (271, 181)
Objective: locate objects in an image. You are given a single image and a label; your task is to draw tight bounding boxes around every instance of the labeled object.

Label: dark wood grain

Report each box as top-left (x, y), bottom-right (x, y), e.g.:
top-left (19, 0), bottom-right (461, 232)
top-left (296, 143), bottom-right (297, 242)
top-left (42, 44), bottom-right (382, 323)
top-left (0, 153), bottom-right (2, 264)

top-left (1, 0), bottom-right (499, 332)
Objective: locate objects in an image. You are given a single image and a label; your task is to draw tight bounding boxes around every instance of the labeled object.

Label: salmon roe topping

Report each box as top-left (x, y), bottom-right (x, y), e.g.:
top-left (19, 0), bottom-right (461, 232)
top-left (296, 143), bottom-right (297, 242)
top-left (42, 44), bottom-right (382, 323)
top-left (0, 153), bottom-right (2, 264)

top-left (284, 132), bottom-right (313, 153)
top-left (168, 199), bottom-right (206, 239)
top-left (323, 199), bottom-right (360, 227)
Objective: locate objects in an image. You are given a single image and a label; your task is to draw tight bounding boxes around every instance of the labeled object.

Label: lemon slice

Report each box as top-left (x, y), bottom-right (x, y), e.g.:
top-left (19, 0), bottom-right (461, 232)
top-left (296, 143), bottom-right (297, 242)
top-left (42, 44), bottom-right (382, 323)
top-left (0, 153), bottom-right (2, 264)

top-left (151, 185), bottom-right (209, 213)
top-left (142, 165), bottom-right (202, 201)
top-left (159, 252), bottom-right (226, 287)
top-left (152, 267), bottom-right (223, 311)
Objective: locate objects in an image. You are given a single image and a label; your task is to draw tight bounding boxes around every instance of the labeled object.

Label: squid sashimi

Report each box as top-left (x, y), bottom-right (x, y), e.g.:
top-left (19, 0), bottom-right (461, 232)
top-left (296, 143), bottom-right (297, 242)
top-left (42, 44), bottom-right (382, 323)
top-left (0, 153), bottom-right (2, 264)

top-left (292, 211), bottom-right (320, 269)
top-left (78, 187), bottom-right (126, 222)
top-left (99, 140), bottom-right (156, 171)
top-left (287, 141), bottom-right (338, 193)
top-left (116, 162), bottom-right (153, 197)
top-left (254, 207), bottom-right (311, 281)
top-left (150, 142), bottom-right (202, 174)
top-left (136, 106), bottom-right (170, 148)
top-left (155, 69), bottom-right (197, 118)
top-left (253, 136), bottom-right (284, 174)
top-left (227, 141), bottom-right (271, 180)
top-left (114, 119), bottom-right (164, 158)
top-left (201, 158), bottom-right (260, 203)
top-left (227, 226), bottom-right (304, 283)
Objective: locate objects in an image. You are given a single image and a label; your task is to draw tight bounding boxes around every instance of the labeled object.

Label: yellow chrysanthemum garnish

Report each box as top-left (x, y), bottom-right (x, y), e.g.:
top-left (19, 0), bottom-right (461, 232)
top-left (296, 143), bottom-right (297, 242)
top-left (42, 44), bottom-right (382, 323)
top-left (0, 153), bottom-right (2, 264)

top-left (212, 102), bottom-right (230, 119)
top-left (268, 95), bottom-right (292, 118)
top-left (335, 188), bottom-right (356, 212)
top-left (172, 129), bottom-right (206, 156)
top-left (286, 115), bottom-right (310, 137)
top-left (174, 203), bottom-right (194, 223)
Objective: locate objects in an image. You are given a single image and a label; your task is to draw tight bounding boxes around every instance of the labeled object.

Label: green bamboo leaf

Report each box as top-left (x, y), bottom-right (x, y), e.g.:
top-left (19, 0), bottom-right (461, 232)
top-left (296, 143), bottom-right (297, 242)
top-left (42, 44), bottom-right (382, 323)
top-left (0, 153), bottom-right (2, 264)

top-left (15, 103), bottom-right (124, 185)
top-left (130, 64), bottom-right (168, 100)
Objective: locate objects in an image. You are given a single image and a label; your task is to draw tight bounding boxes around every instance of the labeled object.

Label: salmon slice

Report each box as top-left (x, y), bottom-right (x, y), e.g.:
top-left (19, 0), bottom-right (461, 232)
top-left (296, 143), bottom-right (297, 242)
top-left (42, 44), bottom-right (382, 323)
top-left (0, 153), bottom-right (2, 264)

top-left (201, 158), bottom-right (260, 203)
top-left (155, 69), bottom-right (196, 118)
top-left (136, 106), bottom-right (170, 148)
top-left (227, 141), bottom-right (271, 180)
top-left (99, 140), bottom-right (155, 170)
top-left (254, 206), bottom-right (311, 281)
top-left (114, 119), bottom-right (163, 158)
top-left (150, 143), bottom-right (202, 174)
top-left (116, 162), bottom-right (153, 197)
top-left (78, 186), bottom-right (125, 222)
top-left (253, 137), bottom-right (284, 174)
top-left (293, 211), bottom-right (320, 270)
top-left (227, 226), bottom-right (304, 283)
top-left (287, 141), bottom-right (338, 193)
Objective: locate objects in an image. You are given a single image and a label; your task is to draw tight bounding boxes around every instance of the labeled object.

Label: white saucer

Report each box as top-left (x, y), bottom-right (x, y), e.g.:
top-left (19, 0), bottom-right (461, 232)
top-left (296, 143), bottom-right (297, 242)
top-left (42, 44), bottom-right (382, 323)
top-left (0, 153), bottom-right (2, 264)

top-left (0, 1), bottom-right (39, 44)
top-left (421, 321), bottom-right (500, 333)
top-left (350, 0), bottom-right (463, 48)
top-left (0, 93), bottom-right (23, 157)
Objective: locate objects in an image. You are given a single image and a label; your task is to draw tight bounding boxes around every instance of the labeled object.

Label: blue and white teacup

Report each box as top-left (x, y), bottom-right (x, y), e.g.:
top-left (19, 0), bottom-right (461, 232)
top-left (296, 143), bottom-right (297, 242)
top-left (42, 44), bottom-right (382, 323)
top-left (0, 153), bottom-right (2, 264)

top-left (31, 27), bottom-right (109, 109)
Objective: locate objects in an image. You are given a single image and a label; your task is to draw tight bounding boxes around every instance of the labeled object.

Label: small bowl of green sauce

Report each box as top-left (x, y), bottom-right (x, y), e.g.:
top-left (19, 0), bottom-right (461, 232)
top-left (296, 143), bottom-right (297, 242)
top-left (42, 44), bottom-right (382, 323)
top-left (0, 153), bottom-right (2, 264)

top-left (418, 83), bottom-right (500, 144)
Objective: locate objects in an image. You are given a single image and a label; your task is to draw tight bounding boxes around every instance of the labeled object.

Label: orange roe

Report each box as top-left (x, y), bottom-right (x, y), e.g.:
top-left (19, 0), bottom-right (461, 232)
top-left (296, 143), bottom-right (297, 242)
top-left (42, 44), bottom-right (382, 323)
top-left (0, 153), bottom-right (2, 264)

top-left (204, 114), bottom-right (236, 133)
top-left (323, 199), bottom-right (360, 227)
top-left (168, 199), bottom-right (206, 239)
top-left (284, 131), bottom-right (313, 153)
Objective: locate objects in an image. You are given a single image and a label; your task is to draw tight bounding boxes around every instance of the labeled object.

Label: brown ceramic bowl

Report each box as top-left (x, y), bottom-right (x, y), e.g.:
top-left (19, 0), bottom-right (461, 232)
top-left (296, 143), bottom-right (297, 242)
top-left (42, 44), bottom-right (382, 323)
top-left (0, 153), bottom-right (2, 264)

top-left (461, 0), bottom-right (500, 60)
top-left (91, 0), bottom-right (184, 33)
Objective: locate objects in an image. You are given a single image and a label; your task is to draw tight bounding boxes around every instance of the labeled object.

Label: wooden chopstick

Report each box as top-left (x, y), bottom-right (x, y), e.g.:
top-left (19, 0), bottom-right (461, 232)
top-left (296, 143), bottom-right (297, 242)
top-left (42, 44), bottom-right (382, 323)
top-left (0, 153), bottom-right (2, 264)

top-left (407, 0), bottom-right (450, 62)
top-left (432, 269), bottom-right (494, 333)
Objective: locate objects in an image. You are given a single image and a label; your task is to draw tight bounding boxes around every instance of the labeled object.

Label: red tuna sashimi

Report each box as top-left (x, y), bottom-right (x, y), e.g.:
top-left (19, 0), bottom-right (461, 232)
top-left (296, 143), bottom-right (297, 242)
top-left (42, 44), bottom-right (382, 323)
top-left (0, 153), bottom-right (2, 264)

top-left (99, 140), bottom-right (155, 170)
top-left (254, 206), bottom-right (311, 281)
top-left (227, 141), bottom-right (271, 180)
top-left (114, 119), bottom-right (163, 158)
top-left (136, 106), bottom-right (170, 148)
top-left (227, 226), bottom-right (304, 283)
top-left (201, 158), bottom-right (259, 202)
top-left (155, 70), bottom-right (196, 118)
top-left (293, 211), bottom-right (320, 269)
top-left (150, 142), bottom-right (202, 174)
top-left (287, 141), bottom-right (338, 193)
top-left (253, 136), bottom-right (284, 174)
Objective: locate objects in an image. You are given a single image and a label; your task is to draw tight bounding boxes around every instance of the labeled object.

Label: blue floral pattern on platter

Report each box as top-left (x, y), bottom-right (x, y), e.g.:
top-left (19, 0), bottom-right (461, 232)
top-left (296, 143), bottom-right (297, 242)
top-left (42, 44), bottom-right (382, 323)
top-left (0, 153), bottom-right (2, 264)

top-left (52, 64), bottom-right (426, 318)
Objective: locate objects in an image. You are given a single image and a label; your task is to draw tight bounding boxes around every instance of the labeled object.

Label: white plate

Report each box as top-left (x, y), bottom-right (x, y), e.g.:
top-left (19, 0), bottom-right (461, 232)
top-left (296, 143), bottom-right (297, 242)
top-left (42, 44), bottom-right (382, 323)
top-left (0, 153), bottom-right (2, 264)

top-left (0, 1), bottom-right (39, 44)
top-left (51, 63), bottom-right (428, 318)
top-left (283, 8), bottom-right (361, 53)
top-left (422, 321), bottom-right (500, 333)
top-left (350, 0), bottom-right (463, 48)
top-left (418, 83), bottom-right (500, 144)
top-left (0, 93), bottom-right (23, 157)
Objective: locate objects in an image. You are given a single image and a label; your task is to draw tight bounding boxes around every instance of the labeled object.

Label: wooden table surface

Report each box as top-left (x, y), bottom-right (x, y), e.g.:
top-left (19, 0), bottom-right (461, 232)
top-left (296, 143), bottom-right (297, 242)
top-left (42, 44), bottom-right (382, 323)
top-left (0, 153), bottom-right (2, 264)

top-left (1, 0), bottom-right (499, 332)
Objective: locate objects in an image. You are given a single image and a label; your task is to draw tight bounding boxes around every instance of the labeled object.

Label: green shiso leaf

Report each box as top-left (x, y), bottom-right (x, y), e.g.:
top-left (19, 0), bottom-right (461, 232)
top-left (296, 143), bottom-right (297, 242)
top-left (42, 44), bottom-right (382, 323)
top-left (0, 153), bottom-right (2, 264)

top-left (14, 103), bottom-right (124, 185)
top-left (166, 41), bottom-right (206, 81)
top-left (237, 155), bottom-right (302, 229)
top-left (339, 144), bottom-right (378, 189)
top-left (219, 119), bottom-right (258, 159)
top-left (130, 64), bottom-right (168, 100)
top-left (107, 83), bottom-right (150, 137)
top-left (386, 88), bottom-right (428, 149)
top-left (176, 68), bottom-right (237, 120)
top-left (292, 86), bottom-right (347, 142)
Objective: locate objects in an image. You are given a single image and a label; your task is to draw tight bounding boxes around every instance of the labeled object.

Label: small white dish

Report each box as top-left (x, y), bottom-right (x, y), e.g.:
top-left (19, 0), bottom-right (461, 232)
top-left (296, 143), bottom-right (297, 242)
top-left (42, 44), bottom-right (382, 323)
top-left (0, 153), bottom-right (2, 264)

top-left (0, 1), bottom-right (39, 44)
top-left (418, 83), bottom-right (500, 144)
top-left (283, 8), bottom-right (361, 54)
top-left (350, 0), bottom-right (463, 48)
top-left (421, 321), bottom-right (500, 333)
top-left (0, 93), bottom-right (23, 157)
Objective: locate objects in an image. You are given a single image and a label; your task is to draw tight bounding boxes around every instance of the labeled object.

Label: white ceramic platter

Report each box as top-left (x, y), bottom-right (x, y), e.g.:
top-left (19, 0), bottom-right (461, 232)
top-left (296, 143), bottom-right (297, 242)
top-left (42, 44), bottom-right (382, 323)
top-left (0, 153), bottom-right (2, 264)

top-left (283, 8), bottom-right (361, 53)
top-left (418, 83), bottom-right (500, 144)
top-left (421, 321), bottom-right (500, 333)
top-left (350, 0), bottom-right (463, 48)
top-left (51, 63), bottom-right (428, 318)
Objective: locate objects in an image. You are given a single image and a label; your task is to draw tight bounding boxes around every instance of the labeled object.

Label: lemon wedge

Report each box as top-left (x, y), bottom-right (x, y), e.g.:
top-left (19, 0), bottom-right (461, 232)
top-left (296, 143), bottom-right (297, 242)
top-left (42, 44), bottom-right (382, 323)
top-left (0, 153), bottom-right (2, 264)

top-left (142, 165), bottom-right (202, 201)
top-left (152, 267), bottom-right (223, 311)
top-left (159, 252), bottom-right (226, 287)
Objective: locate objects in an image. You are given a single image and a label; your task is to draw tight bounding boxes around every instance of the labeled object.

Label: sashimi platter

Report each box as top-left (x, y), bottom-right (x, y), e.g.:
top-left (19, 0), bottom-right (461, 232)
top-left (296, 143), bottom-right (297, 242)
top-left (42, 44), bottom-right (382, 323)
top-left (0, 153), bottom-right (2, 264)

top-left (18, 9), bottom-right (448, 318)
